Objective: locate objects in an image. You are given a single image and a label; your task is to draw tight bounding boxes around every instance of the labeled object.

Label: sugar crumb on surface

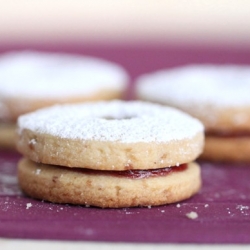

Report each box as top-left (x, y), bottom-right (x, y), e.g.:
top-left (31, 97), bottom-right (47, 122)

top-left (186, 211), bottom-right (198, 219)
top-left (236, 204), bottom-right (249, 210)
top-left (236, 205), bottom-right (249, 215)
top-left (176, 203), bottom-right (181, 208)
top-left (26, 203), bottom-right (32, 209)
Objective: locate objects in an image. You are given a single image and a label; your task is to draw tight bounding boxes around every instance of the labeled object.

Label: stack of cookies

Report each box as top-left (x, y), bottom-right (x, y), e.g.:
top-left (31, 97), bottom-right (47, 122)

top-left (16, 100), bottom-right (204, 208)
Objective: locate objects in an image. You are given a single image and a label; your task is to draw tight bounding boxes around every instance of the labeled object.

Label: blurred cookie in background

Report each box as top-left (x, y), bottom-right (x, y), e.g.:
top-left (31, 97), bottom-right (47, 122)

top-left (135, 64), bottom-right (250, 162)
top-left (0, 50), bottom-right (129, 148)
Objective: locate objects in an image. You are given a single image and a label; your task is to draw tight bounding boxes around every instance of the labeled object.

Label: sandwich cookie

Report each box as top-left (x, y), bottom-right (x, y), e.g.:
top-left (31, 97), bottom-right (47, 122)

top-left (16, 100), bottom-right (204, 208)
top-left (135, 64), bottom-right (250, 162)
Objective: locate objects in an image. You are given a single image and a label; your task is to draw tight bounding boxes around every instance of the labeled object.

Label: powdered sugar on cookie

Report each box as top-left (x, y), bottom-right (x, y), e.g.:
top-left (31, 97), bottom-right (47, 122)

top-left (136, 64), bottom-right (250, 108)
top-left (17, 100), bottom-right (204, 143)
top-left (0, 51), bottom-right (128, 98)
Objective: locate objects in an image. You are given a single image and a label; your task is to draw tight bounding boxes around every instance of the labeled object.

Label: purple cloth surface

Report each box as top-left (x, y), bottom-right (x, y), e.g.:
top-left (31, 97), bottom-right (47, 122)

top-left (0, 45), bottom-right (250, 243)
top-left (0, 151), bottom-right (250, 243)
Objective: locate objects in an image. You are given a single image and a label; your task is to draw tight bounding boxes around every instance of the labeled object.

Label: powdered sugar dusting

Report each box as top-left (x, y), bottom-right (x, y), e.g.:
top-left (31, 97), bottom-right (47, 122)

top-left (17, 100), bottom-right (204, 143)
top-left (136, 64), bottom-right (250, 107)
top-left (0, 51), bottom-right (129, 98)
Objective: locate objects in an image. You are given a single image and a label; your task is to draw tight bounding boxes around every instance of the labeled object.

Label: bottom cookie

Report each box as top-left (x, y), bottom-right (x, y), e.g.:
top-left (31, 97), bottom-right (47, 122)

top-left (0, 123), bottom-right (16, 148)
top-left (201, 136), bottom-right (250, 162)
top-left (18, 158), bottom-right (201, 208)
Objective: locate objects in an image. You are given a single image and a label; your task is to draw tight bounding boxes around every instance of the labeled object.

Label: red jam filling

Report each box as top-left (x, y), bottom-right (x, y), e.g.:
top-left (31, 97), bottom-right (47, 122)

top-left (206, 130), bottom-right (250, 138)
top-left (71, 163), bottom-right (187, 179)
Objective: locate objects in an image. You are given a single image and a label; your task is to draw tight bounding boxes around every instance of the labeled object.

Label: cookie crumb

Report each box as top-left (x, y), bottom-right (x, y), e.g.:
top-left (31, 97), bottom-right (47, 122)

top-left (147, 205), bottom-right (152, 209)
top-left (186, 211), bottom-right (198, 219)
top-left (176, 203), bottom-right (181, 208)
top-left (26, 203), bottom-right (32, 209)
top-left (204, 204), bottom-right (209, 208)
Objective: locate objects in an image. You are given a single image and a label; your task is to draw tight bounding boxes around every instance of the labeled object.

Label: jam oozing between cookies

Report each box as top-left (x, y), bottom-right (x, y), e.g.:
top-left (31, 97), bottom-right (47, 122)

top-left (72, 164), bottom-right (187, 179)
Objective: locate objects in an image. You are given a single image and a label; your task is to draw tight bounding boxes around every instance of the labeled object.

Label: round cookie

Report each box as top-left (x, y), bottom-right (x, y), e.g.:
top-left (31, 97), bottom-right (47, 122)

top-left (16, 100), bottom-right (204, 170)
top-left (18, 158), bottom-right (201, 208)
top-left (135, 64), bottom-right (250, 162)
top-left (16, 100), bottom-right (204, 208)
top-left (0, 50), bottom-right (129, 148)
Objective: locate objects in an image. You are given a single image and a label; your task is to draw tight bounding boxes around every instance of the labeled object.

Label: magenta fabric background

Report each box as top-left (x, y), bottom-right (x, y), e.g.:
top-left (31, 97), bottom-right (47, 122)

top-left (0, 44), bottom-right (250, 243)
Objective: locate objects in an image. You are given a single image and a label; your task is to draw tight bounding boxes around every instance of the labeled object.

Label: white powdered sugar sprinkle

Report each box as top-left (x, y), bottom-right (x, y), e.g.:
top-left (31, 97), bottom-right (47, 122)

top-left (136, 64), bottom-right (250, 107)
top-left (17, 100), bottom-right (204, 143)
top-left (0, 51), bottom-right (129, 98)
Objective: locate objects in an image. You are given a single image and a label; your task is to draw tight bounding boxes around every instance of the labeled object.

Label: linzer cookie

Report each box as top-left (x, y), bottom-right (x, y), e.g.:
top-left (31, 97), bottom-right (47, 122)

top-left (0, 50), bottom-right (129, 148)
top-left (16, 100), bottom-right (204, 208)
top-left (135, 64), bottom-right (250, 162)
